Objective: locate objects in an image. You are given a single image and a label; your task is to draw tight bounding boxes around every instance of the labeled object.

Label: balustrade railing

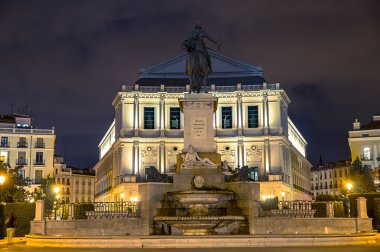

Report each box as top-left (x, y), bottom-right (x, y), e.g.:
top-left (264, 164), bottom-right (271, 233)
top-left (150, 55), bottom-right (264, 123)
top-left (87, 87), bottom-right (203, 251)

top-left (46, 201), bottom-right (142, 220)
top-left (259, 200), bottom-right (349, 218)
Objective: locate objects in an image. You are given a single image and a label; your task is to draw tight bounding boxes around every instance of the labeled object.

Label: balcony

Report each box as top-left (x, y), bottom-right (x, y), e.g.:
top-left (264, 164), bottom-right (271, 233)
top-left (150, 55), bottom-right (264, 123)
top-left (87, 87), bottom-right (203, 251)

top-left (34, 159), bottom-right (45, 166)
top-left (35, 142), bottom-right (45, 148)
top-left (16, 159), bottom-right (28, 166)
top-left (0, 127), bottom-right (54, 135)
top-left (17, 142), bottom-right (28, 148)
top-left (0, 143), bottom-right (10, 148)
top-left (31, 178), bottom-right (43, 184)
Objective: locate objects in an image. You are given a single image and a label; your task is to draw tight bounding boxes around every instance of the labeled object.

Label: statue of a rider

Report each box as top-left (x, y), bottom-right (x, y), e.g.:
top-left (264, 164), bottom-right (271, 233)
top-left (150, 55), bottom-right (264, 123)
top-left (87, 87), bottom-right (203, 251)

top-left (182, 21), bottom-right (221, 93)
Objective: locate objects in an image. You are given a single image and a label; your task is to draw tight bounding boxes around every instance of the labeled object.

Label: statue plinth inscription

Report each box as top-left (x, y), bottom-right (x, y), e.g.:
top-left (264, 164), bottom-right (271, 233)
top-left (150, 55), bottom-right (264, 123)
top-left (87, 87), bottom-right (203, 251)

top-left (191, 117), bottom-right (207, 139)
top-left (179, 93), bottom-right (218, 152)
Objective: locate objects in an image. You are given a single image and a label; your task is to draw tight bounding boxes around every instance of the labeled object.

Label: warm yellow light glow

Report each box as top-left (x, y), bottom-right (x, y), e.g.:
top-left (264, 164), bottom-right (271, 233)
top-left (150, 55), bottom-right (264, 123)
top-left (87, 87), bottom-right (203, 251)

top-left (53, 186), bottom-right (60, 194)
top-left (29, 198), bottom-right (35, 203)
top-left (130, 196), bottom-right (138, 202)
top-left (0, 175), bottom-right (5, 185)
top-left (56, 194), bottom-right (61, 200)
top-left (281, 191), bottom-right (285, 198)
top-left (120, 193), bottom-right (125, 199)
top-left (346, 182), bottom-right (353, 191)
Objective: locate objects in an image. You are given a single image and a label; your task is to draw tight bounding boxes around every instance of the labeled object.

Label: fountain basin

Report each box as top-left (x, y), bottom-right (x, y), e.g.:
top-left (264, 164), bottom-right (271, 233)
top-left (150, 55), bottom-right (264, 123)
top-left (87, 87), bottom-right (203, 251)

top-left (155, 216), bottom-right (245, 235)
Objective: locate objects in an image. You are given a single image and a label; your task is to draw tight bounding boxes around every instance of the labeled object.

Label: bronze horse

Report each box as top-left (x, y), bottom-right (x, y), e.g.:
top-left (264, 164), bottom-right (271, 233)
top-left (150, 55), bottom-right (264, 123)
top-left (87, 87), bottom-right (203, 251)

top-left (182, 23), bottom-right (221, 93)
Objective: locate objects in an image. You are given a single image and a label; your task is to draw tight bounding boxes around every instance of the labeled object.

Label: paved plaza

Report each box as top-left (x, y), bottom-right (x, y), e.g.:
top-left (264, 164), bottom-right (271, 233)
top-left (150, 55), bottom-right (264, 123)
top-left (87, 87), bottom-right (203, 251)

top-left (1, 243), bottom-right (380, 252)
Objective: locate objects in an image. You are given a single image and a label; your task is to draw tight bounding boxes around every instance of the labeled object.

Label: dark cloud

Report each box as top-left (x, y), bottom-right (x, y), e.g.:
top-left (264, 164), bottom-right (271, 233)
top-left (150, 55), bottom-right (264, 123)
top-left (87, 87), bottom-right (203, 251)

top-left (0, 0), bottom-right (379, 167)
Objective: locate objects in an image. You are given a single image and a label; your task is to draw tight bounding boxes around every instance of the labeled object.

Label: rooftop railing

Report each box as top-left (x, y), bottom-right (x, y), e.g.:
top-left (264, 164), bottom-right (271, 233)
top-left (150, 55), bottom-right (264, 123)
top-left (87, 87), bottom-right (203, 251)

top-left (0, 127), bottom-right (54, 135)
top-left (121, 83), bottom-right (281, 93)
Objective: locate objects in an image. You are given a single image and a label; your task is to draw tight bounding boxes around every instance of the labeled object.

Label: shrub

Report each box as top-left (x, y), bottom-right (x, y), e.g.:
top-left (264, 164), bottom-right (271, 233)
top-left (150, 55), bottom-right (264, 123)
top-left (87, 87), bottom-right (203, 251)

top-left (5, 202), bottom-right (35, 237)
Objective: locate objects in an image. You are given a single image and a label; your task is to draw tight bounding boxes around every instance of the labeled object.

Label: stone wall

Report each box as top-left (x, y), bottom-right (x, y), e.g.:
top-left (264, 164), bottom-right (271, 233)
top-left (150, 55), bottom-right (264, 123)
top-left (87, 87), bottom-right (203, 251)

top-left (250, 217), bottom-right (373, 235)
top-left (30, 218), bottom-right (146, 236)
top-left (138, 182), bottom-right (173, 235)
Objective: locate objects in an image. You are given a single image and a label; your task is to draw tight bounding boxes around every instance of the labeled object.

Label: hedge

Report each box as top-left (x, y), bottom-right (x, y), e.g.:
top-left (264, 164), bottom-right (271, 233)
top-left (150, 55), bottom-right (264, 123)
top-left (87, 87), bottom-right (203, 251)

top-left (4, 202), bottom-right (35, 237)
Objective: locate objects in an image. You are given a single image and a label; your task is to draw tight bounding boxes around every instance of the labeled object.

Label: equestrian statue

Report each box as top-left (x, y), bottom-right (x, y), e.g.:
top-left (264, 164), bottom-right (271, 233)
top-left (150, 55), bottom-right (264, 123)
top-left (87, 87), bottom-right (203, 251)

top-left (181, 21), bottom-right (221, 93)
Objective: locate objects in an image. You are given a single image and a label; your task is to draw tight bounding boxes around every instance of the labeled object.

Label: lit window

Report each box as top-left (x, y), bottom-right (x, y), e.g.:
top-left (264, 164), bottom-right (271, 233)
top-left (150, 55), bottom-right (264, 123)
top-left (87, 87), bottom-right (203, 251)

top-left (0, 137), bottom-right (9, 147)
top-left (362, 146), bottom-right (371, 161)
top-left (144, 107), bottom-right (155, 129)
top-left (221, 107), bottom-right (232, 129)
top-left (247, 106), bottom-right (259, 128)
top-left (170, 107), bottom-right (180, 129)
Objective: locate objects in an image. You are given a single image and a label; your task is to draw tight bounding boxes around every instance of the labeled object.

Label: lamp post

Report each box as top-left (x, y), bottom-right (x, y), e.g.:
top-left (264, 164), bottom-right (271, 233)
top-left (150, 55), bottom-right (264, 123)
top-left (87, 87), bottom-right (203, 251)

top-left (53, 186), bottom-right (60, 220)
top-left (281, 191), bottom-right (285, 201)
top-left (346, 182), bottom-right (353, 218)
top-left (120, 193), bottom-right (125, 213)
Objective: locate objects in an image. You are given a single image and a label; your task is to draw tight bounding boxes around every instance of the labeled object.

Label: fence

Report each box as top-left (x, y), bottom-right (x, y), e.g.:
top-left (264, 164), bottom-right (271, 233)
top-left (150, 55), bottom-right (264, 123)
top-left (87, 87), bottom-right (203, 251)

top-left (45, 201), bottom-right (142, 220)
top-left (259, 200), bottom-right (349, 218)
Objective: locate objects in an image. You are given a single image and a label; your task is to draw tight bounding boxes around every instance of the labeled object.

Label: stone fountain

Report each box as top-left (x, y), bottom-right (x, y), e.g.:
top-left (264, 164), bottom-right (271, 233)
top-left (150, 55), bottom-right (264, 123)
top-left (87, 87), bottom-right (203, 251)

top-left (153, 94), bottom-right (247, 235)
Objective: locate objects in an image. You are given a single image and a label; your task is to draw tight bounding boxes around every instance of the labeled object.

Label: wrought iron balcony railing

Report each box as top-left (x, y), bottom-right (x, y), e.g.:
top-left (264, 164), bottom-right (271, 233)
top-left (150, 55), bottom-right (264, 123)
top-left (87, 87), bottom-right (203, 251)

top-left (34, 159), bottom-right (45, 165)
top-left (35, 142), bottom-right (45, 148)
top-left (17, 142), bottom-right (28, 148)
top-left (16, 159), bottom-right (28, 165)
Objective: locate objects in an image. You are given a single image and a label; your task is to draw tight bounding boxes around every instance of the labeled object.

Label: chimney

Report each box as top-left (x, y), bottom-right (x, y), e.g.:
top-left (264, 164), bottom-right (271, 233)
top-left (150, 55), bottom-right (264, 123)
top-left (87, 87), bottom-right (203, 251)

top-left (373, 115), bottom-right (380, 122)
top-left (353, 119), bottom-right (361, 130)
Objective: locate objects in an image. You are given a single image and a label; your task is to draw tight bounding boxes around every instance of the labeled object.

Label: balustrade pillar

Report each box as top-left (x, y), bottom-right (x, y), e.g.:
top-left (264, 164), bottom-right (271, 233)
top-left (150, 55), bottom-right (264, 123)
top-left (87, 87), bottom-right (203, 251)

top-left (356, 197), bottom-right (368, 218)
top-left (34, 200), bottom-right (45, 221)
top-left (326, 201), bottom-right (334, 218)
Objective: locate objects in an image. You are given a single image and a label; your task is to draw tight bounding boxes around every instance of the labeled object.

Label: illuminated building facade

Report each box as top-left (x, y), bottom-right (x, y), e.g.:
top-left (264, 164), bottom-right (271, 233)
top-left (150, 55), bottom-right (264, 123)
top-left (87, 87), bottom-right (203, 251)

top-left (94, 52), bottom-right (312, 202)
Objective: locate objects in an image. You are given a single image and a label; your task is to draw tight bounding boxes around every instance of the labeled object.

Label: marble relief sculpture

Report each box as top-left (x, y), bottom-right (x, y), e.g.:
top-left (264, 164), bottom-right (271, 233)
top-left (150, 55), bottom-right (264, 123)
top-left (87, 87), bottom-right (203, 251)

top-left (181, 145), bottom-right (216, 169)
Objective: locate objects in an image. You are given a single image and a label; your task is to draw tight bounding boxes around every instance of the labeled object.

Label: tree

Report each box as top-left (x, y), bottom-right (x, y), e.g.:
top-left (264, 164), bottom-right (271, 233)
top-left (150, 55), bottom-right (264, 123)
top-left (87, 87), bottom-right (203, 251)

top-left (33, 175), bottom-right (55, 214)
top-left (0, 161), bottom-right (30, 202)
top-left (348, 157), bottom-right (376, 193)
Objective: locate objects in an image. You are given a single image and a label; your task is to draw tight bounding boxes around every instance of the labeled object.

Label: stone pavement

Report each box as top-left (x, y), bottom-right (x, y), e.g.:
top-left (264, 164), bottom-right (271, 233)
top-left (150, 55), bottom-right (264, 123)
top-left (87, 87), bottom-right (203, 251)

top-left (0, 237), bottom-right (26, 246)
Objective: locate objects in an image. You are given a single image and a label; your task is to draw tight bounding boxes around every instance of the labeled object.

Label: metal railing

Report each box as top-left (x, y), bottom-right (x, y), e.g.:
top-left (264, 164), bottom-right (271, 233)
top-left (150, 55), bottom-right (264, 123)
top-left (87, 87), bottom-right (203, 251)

top-left (47, 201), bottom-right (142, 220)
top-left (0, 143), bottom-right (10, 148)
top-left (35, 142), bottom-right (45, 148)
top-left (16, 159), bottom-right (28, 165)
top-left (361, 155), bottom-right (373, 161)
top-left (17, 142), bottom-right (28, 148)
top-left (33, 159), bottom-right (45, 165)
top-left (259, 200), bottom-right (349, 218)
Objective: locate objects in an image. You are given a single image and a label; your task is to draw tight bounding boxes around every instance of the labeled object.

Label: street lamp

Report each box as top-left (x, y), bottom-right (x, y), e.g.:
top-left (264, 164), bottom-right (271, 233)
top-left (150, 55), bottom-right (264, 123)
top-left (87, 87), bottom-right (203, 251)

top-left (53, 186), bottom-right (60, 194)
top-left (281, 191), bottom-right (285, 201)
top-left (346, 182), bottom-right (353, 217)
top-left (0, 175), bottom-right (5, 202)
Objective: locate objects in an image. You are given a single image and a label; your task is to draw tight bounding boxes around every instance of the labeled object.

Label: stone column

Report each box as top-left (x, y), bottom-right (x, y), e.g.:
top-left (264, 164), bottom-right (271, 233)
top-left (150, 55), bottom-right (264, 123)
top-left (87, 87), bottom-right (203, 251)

top-left (237, 94), bottom-right (243, 136)
top-left (67, 203), bottom-right (74, 220)
top-left (34, 200), bottom-right (45, 221)
top-left (159, 141), bottom-right (165, 173)
top-left (160, 95), bottom-right (165, 137)
top-left (134, 97), bottom-right (139, 137)
top-left (326, 201), bottom-right (334, 218)
top-left (356, 197), bottom-right (368, 218)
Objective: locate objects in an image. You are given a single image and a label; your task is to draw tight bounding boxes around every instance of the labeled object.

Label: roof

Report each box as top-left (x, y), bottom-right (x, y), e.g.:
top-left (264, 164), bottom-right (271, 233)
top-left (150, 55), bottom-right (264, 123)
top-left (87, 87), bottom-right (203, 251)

top-left (360, 120), bottom-right (380, 130)
top-left (135, 50), bottom-right (266, 86)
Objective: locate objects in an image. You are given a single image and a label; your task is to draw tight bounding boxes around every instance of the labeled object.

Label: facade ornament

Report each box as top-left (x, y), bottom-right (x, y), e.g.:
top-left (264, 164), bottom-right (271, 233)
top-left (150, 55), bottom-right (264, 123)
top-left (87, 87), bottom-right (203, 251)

top-left (181, 145), bottom-right (216, 169)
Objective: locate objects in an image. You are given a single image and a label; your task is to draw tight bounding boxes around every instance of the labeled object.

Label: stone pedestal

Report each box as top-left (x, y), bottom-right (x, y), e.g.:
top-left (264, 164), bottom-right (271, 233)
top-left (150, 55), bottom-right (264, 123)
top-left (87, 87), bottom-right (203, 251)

top-left (179, 93), bottom-right (218, 152)
top-left (356, 197), bottom-right (368, 218)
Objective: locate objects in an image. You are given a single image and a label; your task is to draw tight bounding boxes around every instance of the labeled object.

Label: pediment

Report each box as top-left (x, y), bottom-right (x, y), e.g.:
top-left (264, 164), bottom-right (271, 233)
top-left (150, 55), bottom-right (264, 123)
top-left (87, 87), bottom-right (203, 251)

top-left (139, 51), bottom-right (263, 79)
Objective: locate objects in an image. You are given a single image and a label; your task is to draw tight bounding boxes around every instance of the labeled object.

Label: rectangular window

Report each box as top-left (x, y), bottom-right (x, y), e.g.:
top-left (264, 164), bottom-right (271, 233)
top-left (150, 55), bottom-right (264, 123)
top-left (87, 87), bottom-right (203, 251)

top-left (17, 151), bottom-right (27, 165)
top-left (34, 170), bottom-right (43, 184)
top-left (144, 107), bottom-right (155, 129)
top-left (247, 106), bottom-right (259, 128)
top-left (0, 137), bottom-right (9, 147)
top-left (36, 138), bottom-right (44, 148)
top-left (170, 107), bottom-right (181, 129)
top-left (0, 151), bottom-right (8, 164)
top-left (35, 152), bottom-right (44, 165)
top-left (221, 107), bottom-right (232, 129)
top-left (18, 137), bottom-right (27, 148)
top-left (362, 146), bottom-right (371, 161)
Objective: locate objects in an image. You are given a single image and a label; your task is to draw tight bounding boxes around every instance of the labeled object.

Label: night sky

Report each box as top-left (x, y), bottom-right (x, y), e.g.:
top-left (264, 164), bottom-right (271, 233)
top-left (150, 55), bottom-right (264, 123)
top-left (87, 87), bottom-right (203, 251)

top-left (1, 0), bottom-right (379, 168)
